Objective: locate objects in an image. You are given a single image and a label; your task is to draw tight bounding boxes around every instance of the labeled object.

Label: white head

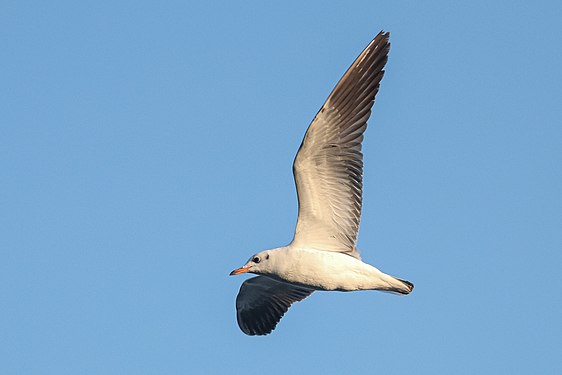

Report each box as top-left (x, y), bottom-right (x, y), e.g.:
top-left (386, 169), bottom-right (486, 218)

top-left (230, 250), bottom-right (273, 276)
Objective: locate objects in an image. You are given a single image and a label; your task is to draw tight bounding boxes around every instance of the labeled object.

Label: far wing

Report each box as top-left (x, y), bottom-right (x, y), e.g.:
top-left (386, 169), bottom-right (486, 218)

top-left (291, 31), bottom-right (390, 256)
top-left (235, 276), bottom-right (313, 336)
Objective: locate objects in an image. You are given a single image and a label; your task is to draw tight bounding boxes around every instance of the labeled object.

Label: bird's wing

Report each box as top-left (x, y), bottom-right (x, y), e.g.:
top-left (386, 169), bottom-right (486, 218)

top-left (291, 31), bottom-right (390, 257)
top-left (235, 276), bottom-right (313, 336)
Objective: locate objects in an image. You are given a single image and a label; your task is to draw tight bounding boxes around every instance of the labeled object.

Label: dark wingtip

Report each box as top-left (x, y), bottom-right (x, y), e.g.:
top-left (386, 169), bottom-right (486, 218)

top-left (375, 30), bottom-right (390, 43)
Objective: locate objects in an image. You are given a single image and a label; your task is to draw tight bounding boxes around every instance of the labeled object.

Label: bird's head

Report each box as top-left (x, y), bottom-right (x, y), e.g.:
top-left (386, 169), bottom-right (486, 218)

top-left (230, 251), bottom-right (272, 276)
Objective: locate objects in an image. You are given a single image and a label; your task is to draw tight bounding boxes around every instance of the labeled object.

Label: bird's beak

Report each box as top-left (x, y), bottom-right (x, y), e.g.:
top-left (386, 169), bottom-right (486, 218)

top-left (229, 266), bottom-right (250, 276)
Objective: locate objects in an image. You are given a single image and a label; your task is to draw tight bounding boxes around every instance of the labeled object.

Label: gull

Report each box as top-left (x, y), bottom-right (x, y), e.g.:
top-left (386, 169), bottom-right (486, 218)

top-left (230, 31), bottom-right (413, 336)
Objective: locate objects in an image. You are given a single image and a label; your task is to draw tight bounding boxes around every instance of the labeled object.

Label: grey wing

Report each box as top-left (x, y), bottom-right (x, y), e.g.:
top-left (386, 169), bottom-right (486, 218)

top-left (235, 276), bottom-right (313, 336)
top-left (291, 31), bottom-right (390, 257)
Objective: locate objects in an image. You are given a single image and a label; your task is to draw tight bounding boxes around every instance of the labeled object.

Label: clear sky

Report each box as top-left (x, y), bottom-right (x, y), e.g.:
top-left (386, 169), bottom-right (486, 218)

top-left (2, 1), bottom-right (561, 374)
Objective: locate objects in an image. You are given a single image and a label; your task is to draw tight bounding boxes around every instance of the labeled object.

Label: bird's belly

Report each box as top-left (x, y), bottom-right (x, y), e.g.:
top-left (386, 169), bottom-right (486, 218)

top-left (277, 249), bottom-right (379, 291)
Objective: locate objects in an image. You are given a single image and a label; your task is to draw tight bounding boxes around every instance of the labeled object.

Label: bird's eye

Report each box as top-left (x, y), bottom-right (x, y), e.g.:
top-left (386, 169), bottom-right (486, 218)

top-left (252, 256), bottom-right (260, 263)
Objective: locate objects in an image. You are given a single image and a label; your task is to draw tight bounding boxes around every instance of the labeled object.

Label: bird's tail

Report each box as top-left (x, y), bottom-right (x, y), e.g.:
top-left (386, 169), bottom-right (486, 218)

top-left (378, 274), bottom-right (414, 295)
top-left (392, 277), bottom-right (414, 295)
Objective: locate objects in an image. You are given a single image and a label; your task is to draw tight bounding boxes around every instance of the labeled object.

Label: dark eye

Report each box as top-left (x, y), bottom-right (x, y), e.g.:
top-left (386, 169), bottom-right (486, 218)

top-left (252, 256), bottom-right (260, 263)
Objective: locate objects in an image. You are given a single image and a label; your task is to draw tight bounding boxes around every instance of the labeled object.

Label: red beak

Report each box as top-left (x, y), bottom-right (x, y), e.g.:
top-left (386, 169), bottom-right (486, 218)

top-left (229, 266), bottom-right (250, 276)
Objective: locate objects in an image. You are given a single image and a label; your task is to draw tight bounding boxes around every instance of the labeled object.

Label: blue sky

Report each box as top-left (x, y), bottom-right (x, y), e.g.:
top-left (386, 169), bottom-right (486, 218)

top-left (2, 1), bottom-right (561, 373)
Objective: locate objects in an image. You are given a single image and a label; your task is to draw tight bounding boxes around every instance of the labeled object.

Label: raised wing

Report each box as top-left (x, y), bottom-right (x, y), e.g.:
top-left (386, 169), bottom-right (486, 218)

top-left (291, 31), bottom-right (390, 256)
top-left (235, 276), bottom-right (313, 336)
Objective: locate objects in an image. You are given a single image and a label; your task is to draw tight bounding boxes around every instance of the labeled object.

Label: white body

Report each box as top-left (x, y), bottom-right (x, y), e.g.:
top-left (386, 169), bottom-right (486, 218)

top-left (264, 246), bottom-right (407, 292)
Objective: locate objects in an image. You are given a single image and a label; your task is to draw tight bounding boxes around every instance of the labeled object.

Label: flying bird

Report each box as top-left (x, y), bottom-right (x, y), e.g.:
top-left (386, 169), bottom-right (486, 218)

top-left (230, 31), bottom-right (413, 336)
